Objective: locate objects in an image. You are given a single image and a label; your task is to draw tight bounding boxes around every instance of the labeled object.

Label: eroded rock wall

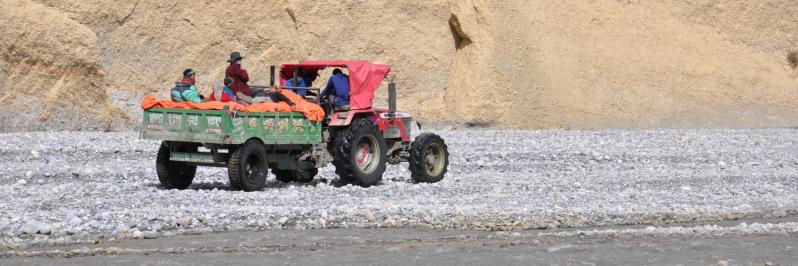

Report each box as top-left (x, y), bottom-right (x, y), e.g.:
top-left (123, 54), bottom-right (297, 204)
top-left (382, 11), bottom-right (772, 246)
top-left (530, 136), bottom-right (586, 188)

top-left (34, 0), bottom-right (455, 124)
top-left (0, 0), bottom-right (120, 132)
top-left (1, 0), bottom-right (797, 131)
top-left (446, 0), bottom-right (798, 128)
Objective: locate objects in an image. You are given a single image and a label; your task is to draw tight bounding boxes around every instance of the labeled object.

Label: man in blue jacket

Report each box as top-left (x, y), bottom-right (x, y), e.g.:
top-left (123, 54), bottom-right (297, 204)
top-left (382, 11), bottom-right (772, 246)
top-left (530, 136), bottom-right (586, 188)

top-left (320, 68), bottom-right (350, 108)
top-left (285, 76), bottom-right (307, 96)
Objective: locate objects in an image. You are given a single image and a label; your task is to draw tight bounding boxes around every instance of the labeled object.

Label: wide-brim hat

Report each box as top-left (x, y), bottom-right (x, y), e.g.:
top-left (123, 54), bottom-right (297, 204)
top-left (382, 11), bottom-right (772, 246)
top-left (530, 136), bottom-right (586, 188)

top-left (228, 51), bottom-right (243, 62)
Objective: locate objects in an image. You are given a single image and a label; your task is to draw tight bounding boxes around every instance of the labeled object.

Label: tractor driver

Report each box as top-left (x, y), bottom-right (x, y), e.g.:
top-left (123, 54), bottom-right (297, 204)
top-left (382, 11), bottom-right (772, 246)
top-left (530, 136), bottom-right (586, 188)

top-left (320, 68), bottom-right (350, 109)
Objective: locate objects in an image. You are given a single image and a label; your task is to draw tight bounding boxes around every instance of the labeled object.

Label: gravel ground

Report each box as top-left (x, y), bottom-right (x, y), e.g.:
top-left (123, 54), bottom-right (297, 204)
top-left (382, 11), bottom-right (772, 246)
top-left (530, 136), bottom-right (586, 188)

top-left (0, 128), bottom-right (797, 249)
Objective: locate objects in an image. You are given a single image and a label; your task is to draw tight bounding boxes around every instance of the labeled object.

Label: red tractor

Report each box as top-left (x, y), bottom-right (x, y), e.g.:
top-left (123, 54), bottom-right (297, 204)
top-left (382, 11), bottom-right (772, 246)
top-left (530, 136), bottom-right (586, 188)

top-left (275, 60), bottom-right (450, 187)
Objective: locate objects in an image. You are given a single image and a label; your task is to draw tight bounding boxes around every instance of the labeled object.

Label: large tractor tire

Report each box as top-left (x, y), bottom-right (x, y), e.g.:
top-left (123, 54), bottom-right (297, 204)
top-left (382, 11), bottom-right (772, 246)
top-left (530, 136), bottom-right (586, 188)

top-left (156, 142), bottom-right (197, 190)
top-left (228, 139), bottom-right (268, 192)
top-left (274, 168), bottom-right (318, 183)
top-left (332, 118), bottom-right (388, 187)
top-left (409, 133), bottom-right (449, 183)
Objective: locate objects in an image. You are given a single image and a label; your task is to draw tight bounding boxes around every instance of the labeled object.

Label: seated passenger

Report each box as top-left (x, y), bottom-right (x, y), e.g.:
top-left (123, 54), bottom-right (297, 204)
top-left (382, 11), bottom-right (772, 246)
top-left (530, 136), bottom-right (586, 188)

top-left (285, 76), bottom-right (307, 97)
top-left (303, 71), bottom-right (320, 98)
top-left (302, 72), bottom-right (319, 87)
top-left (225, 52), bottom-right (254, 97)
top-left (320, 68), bottom-right (350, 109)
top-left (208, 78), bottom-right (237, 102)
top-left (171, 69), bottom-right (205, 103)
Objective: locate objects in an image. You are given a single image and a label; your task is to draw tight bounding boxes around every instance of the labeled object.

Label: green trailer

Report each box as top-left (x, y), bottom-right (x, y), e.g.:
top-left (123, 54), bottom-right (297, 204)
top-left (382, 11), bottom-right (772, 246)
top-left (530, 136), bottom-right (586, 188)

top-left (142, 107), bottom-right (331, 191)
top-left (142, 107), bottom-right (323, 145)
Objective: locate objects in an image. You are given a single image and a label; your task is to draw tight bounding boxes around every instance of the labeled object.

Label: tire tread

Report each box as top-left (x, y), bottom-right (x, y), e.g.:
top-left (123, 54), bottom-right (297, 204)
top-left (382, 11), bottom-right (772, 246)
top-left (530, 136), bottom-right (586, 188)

top-left (409, 133), bottom-right (449, 183)
top-left (332, 118), bottom-right (387, 187)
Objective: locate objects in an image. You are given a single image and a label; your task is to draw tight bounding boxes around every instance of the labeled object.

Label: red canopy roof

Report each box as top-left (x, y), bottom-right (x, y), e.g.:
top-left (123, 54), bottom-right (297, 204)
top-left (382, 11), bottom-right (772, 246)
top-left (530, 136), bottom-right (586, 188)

top-left (279, 60), bottom-right (391, 110)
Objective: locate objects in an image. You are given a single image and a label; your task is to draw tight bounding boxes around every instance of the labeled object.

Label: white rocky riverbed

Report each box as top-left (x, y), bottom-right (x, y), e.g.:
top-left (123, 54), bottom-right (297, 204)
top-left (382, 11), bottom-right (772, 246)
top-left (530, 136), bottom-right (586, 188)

top-left (0, 128), bottom-right (796, 248)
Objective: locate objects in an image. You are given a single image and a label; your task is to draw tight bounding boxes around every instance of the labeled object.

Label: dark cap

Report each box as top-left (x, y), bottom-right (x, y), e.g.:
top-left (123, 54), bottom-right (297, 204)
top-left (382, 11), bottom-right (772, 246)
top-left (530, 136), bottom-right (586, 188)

top-left (228, 52), bottom-right (243, 62)
top-left (183, 68), bottom-right (196, 77)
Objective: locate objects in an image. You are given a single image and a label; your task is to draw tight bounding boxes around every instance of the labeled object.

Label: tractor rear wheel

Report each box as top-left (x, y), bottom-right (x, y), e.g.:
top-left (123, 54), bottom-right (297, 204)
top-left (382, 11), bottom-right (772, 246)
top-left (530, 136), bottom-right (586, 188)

top-left (409, 133), bottom-right (449, 183)
top-left (332, 118), bottom-right (387, 187)
top-left (274, 168), bottom-right (318, 183)
top-left (156, 142), bottom-right (197, 190)
top-left (228, 140), bottom-right (268, 192)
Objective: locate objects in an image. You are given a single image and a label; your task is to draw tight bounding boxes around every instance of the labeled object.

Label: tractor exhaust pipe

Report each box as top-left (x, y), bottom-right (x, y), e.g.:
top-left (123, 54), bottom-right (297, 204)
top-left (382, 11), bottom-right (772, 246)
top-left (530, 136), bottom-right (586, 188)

top-left (388, 81), bottom-right (397, 119)
top-left (269, 65), bottom-right (276, 87)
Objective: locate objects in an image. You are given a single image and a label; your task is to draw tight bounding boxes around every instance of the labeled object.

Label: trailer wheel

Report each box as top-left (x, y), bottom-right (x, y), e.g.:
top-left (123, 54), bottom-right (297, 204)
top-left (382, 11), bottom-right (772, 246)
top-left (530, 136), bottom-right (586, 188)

top-left (228, 140), bottom-right (268, 192)
top-left (332, 118), bottom-right (387, 187)
top-left (409, 133), bottom-right (449, 183)
top-left (274, 168), bottom-right (318, 183)
top-left (156, 142), bottom-right (197, 190)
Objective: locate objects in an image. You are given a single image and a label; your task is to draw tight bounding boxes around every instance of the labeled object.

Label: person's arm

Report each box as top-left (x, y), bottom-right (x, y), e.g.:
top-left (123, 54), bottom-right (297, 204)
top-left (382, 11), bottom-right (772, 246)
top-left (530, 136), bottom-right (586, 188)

top-left (270, 91), bottom-right (295, 106)
top-left (171, 88), bottom-right (182, 102)
top-left (237, 68), bottom-right (254, 97)
top-left (237, 67), bottom-right (249, 83)
top-left (184, 85), bottom-right (204, 103)
top-left (321, 78), bottom-right (333, 97)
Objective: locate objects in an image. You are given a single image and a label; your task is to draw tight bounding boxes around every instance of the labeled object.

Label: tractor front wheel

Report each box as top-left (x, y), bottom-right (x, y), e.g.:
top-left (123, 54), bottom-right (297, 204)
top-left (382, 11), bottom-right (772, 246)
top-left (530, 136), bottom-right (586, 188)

top-left (332, 118), bottom-right (388, 187)
top-left (409, 133), bottom-right (449, 183)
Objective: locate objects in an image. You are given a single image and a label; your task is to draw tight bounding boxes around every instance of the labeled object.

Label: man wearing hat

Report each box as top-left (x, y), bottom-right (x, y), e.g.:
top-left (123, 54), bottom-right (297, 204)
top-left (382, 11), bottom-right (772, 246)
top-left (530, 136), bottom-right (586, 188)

top-left (225, 51), bottom-right (254, 99)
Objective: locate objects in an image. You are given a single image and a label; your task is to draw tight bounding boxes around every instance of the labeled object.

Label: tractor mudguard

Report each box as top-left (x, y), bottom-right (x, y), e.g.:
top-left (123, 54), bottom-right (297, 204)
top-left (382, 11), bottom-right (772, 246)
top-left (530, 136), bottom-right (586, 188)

top-left (328, 110), bottom-right (377, 126)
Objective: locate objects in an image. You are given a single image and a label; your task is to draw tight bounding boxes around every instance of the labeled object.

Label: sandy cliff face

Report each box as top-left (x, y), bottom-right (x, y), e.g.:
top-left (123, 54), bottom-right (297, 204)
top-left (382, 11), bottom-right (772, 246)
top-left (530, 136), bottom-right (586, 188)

top-left (1, 0), bottom-right (796, 131)
top-left (32, 0), bottom-right (455, 124)
top-left (653, 0), bottom-right (798, 57)
top-left (0, 0), bottom-right (122, 131)
top-left (447, 0), bottom-right (798, 128)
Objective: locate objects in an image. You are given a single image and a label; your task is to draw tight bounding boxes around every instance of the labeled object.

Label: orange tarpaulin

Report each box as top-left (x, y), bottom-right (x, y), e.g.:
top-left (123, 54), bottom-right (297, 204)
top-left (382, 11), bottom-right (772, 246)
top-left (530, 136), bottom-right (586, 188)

top-left (141, 89), bottom-right (325, 122)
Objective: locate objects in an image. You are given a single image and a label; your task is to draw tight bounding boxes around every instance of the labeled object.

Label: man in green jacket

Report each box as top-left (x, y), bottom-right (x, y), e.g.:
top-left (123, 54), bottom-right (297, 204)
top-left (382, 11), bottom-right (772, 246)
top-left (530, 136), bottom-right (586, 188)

top-left (171, 68), bottom-right (204, 103)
